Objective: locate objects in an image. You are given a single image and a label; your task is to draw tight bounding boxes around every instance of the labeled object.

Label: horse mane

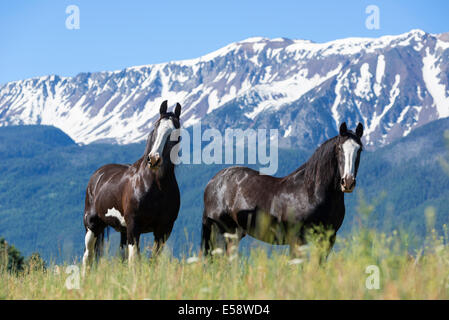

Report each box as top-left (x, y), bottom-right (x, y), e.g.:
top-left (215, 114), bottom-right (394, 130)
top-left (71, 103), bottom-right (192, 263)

top-left (300, 136), bottom-right (340, 197)
top-left (143, 128), bottom-right (156, 158)
top-left (128, 124), bottom-right (156, 170)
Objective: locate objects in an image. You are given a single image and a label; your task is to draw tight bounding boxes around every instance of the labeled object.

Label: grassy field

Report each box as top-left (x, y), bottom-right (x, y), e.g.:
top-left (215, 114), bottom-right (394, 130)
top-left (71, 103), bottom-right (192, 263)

top-left (1, 131), bottom-right (448, 300)
top-left (2, 214), bottom-right (449, 300)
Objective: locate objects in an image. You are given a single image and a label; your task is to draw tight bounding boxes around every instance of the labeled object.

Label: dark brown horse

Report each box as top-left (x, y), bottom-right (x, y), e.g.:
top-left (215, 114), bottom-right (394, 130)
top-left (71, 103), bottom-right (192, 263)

top-left (82, 101), bottom-right (181, 272)
top-left (201, 122), bottom-right (363, 257)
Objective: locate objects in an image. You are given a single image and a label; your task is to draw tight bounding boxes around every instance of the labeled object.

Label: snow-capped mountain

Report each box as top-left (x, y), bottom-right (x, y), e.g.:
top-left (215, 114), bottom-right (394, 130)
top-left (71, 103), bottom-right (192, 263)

top-left (0, 29), bottom-right (448, 149)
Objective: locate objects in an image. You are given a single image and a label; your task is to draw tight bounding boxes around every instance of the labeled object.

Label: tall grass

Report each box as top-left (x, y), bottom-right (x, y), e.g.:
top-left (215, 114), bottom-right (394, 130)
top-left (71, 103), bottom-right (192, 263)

top-left (2, 219), bottom-right (449, 299)
top-left (1, 193), bottom-right (449, 300)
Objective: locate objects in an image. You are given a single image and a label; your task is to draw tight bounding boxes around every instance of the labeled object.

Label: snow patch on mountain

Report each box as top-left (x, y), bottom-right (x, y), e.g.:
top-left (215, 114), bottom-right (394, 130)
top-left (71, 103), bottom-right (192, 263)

top-left (422, 48), bottom-right (449, 118)
top-left (374, 55), bottom-right (385, 96)
top-left (0, 29), bottom-right (448, 150)
top-left (355, 63), bottom-right (373, 100)
top-left (366, 74), bottom-right (401, 143)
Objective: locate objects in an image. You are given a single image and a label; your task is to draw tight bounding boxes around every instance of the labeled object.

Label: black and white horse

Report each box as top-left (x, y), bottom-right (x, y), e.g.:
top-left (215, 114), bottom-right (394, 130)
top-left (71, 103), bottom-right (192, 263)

top-left (82, 101), bottom-right (181, 273)
top-left (201, 122), bottom-right (364, 257)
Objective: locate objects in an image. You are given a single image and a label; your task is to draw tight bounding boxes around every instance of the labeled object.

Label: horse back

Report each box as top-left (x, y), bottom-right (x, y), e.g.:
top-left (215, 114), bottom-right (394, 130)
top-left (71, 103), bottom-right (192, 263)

top-left (203, 166), bottom-right (281, 221)
top-left (203, 165), bottom-right (343, 231)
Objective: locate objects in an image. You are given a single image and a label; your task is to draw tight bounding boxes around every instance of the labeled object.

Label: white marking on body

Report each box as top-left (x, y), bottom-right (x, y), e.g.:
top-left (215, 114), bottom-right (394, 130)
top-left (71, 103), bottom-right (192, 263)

top-left (105, 208), bottom-right (127, 227)
top-left (342, 139), bottom-right (360, 178)
top-left (149, 118), bottom-right (176, 159)
top-left (82, 229), bottom-right (96, 276)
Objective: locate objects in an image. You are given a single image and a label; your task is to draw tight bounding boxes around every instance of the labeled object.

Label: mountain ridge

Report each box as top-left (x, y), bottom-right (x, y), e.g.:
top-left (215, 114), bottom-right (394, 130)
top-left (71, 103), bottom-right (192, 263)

top-left (0, 29), bottom-right (448, 150)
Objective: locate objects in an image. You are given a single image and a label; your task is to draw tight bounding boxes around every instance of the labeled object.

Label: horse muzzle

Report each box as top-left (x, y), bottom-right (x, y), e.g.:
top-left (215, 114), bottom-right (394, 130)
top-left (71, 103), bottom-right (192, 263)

top-left (341, 176), bottom-right (356, 193)
top-left (148, 153), bottom-right (162, 169)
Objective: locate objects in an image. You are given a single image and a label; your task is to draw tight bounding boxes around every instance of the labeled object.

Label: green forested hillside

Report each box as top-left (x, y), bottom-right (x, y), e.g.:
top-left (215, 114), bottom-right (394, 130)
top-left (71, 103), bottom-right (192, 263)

top-left (0, 120), bottom-right (448, 262)
top-left (343, 118), bottom-right (449, 239)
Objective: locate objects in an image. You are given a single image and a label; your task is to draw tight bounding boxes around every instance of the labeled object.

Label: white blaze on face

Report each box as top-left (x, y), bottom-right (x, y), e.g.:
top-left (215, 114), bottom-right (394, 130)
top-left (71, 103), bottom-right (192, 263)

top-left (149, 118), bottom-right (176, 160)
top-left (342, 139), bottom-right (360, 178)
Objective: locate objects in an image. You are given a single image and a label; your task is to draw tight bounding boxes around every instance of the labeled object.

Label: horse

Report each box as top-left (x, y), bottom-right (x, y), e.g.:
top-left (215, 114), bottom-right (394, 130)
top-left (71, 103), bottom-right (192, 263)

top-left (201, 122), bottom-right (364, 258)
top-left (82, 100), bottom-right (182, 273)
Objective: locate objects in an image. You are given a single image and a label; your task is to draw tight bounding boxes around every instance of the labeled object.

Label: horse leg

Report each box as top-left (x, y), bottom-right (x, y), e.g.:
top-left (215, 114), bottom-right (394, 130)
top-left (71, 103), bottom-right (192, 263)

top-left (82, 229), bottom-right (96, 276)
top-left (314, 229), bottom-right (336, 264)
top-left (201, 218), bottom-right (212, 256)
top-left (152, 237), bottom-right (165, 258)
top-left (321, 233), bottom-right (336, 263)
top-left (152, 224), bottom-right (173, 259)
top-left (128, 234), bottom-right (140, 265)
top-left (290, 242), bottom-right (310, 260)
top-left (119, 231), bottom-right (127, 261)
top-left (208, 220), bottom-right (227, 256)
top-left (288, 232), bottom-right (308, 260)
top-left (82, 211), bottom-right (105, 275)
top-left (224, 228), bottom-right (242, 256)
top-left (201, 218), bottom-right (226, 256)
top-left (126, 221), bottom-right (140, 265)
top-left (94, 227), bottom-right (106, 262)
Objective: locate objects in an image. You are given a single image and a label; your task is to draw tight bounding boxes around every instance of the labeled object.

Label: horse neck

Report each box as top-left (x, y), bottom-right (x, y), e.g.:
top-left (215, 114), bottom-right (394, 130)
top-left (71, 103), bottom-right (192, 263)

top-left (134, 155), bottom-right (176, 186)
top-left (286, 138), bottom-right (341, 197)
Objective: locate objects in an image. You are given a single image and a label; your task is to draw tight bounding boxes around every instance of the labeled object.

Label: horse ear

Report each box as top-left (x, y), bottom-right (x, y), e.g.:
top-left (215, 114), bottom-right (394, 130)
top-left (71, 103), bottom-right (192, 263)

top-left (356, 123), bottom-right (364, 138)
top-left (160, 100), bottom-right (168, 115)
top-left (339, 122), bottom-right (348, 136)
top-left (175, 103), bottom-right (181, 118)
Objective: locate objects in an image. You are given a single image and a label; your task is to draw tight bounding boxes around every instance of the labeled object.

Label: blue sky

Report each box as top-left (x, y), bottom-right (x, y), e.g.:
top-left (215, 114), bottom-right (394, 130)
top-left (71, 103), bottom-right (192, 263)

top-left (1, 0), bottom-right (449, 84)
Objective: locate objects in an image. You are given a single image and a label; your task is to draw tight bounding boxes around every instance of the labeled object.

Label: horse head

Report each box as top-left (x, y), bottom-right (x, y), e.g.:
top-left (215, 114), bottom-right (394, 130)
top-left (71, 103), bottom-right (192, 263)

top-left (336, 122), bottom-right (364, 193)
top-left (147, 100), bottom-right (181, 171)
